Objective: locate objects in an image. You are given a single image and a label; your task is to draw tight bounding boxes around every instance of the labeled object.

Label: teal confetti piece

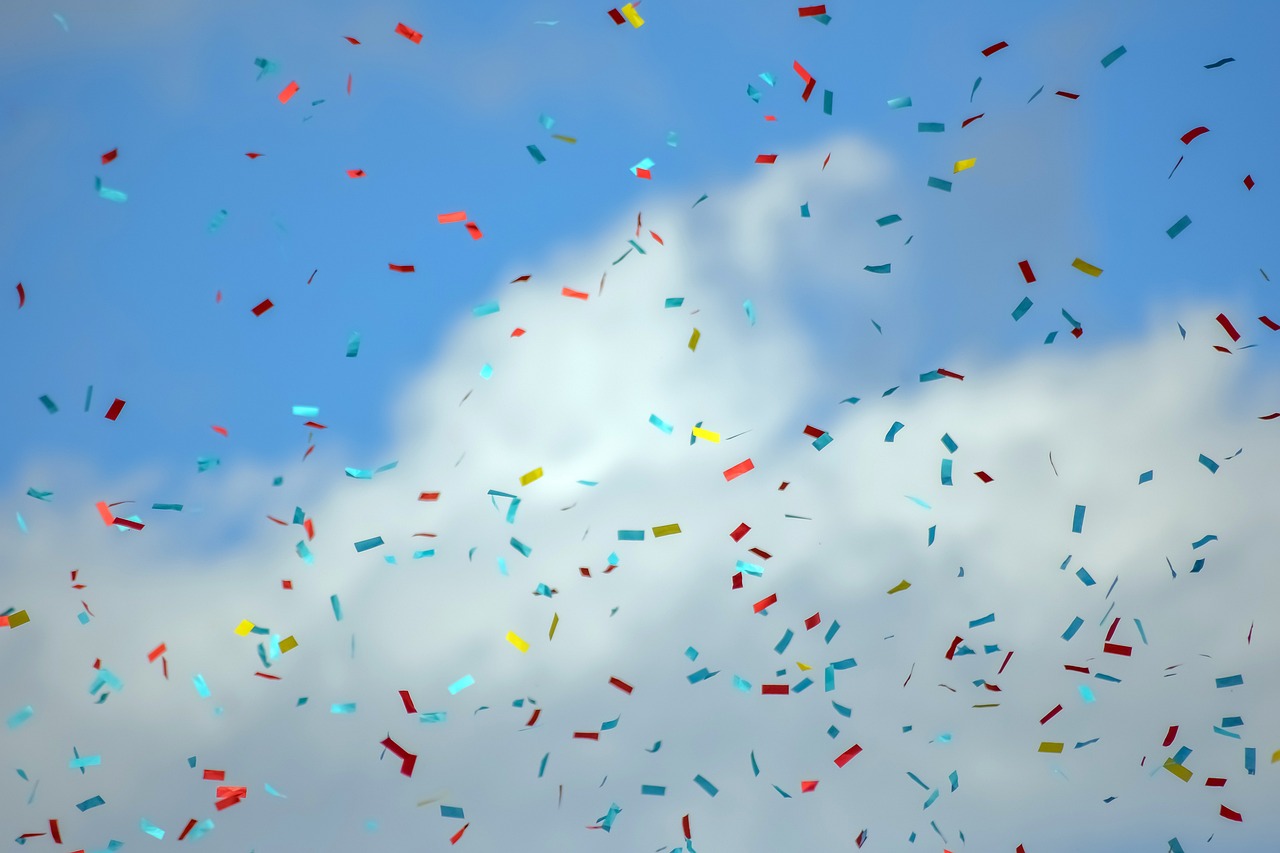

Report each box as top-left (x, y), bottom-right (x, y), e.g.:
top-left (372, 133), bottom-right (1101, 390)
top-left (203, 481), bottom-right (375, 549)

top-left (1178, 323), bottom-right (1187, 339)
top-left (920, 370), bottom-right (942, 382)
top-left (686, 667), bottom-right (718, 683)
top-left (840, 396), bottom-right (860, 405)
top-left (746, 84), bottom-right (761, 103)
top-left (69, 753), bottom-right (101, 769)
top-left (1222, 716), bottom-right (1243, 727)
top-left (1213, 726), bottom-right (1240, 740)
top-left (1215, 674), bottom-right (1243, 688)
top-left (640, 785), bottom-right (666, 796)
top-left (666, 131), bottom-right (678, 147)
top-left (76, 795), bottom-right (105, 811)
top-left (664, 297), bottom-right (684, 308)
top-left (630, 157), bottom-right (655, 176)
top-left (1191, 534), bottom-right (1218, 549)
top-left (759, 72), bottom-right (775, 86)
top-left (526, 144), bottom-right (546, 163)
top-left (1062, 617), bottom-right (1084, 640)
top-left (649, 413), bottom-right (674, 434)
top-left (793, 676), bottom-right (813, 692)
top-left (1076, 567), bottom-right (1096, 586)
top-left (907, 771), bottom-right (930, 790)
top-left (264, 782), bottom-right (286, 797)
top-left (864, 263), bottom-right (891, 274)
top-left (419, 711), bottom-right (447, 723)
top-left (140, 818), bottom-right (165, 840)
top-left (887, 96), bottom-right (912, 109)
top-left (26, 488), bottom-right (52, 501)
top-left (736, 560), bottom-right (763, 577)
top-left (876, 214), bottom-right (902, 226)
top-left (600, 715), bottom-right (619, 731)
top-left (346, 332), bottom-right (361, 357)
top-left (1011, 296), bottom-right (1033, 321)
top-left (1169, 839), bottom-right (1186, 853)
top-left (1071, 504), bottom-right (1086, 533)
top-left (253, 57), bottom-right (278, 79)
top-left (774, 629), bottom-right (794, 653)
top-left (1095, 672), bottom-right (1121, 683)
top-left (151, 503), bottom-right (182, 511)
top-left (52, 12), bottom-right (69, 30)
top-left (1028, 84), bottom-right (1045, 103)
top-left (611, 248), bottom-right (632, 265)
top-left (1166, 215), bottom-right (1192, 239)
top-left (95, 176), bottom-right (127, 203)
top-left (744, 300), bottom-right (756, 325)
top-left (941, 433), bottom-right (958, 453)
top-left (1199, 453), bottom-right (1219, 473)
top-left (1203, 57), bottom-right (1235, 69)
top-left (1245, 748), bottom-right (1257, 775)
top-left (968, 613), bottom-right (995, 628)
top-left (733, 675), bottom-right (752, 692)
top-left (646, 741), bottom-right (662, 752)
top-left (6, 705), bottom-right (34, 729)
top-left (196, 456), bottom-right (220, 472)
top-left (1101, 45), bottom-right (1127, 67)
top-left (917, 122), bottom-right (944, 132)
top-left (941, 459), bottom-right (953, 485)
top-left (510, 537), bottom-right (531, 557)
top-left (273, 476), bottom-right (283, 486)
top-left (440, 805), bottom-right (466, 819)
top-left (923, 789), bottom-right (939, 809)
top-left (38, 395), bottom-right (58, 414)
top-left (538, 112), bottom-right (555, 130)
top-left (192, 674), bottom-right (210, 698)
top-left (685, 647), bottom-right (698, 660)
top-left (693, 774), bottom-right (718, 797)
top-left (189, 819), bottom-right (215, 840)
top-left (813, 433), bottom-right (832, 451)
top-left (823, 89), bottom-right (833, 115)
top-left (824, 620), bottom-right (840, 643)
top-left (885, 421), bottom-right (905, 442)
top-left (617, 529), bottom-right (644, 541)
top-left (330, 595), bottom-right (342, 621)
top-left (970, 76), bottom-right (982, 101)
top-left (692, 193), bottom-right (708, 207)
top-left (354, 536), bottom-right (384, 552)
top-left (927, 525), bottom-right (936, 546)
top-left (800, 202), bottom-right (810, 217)
top-left (628, 239), bottom-right (646, 254)
top-left (949, 770), bottom-right (959, 791)
top-left (330, 702), bottom-right (356, 714)
top-left (927, 176), bottom-right (952, 192)
top-left (413, 549), bottom-right (435, 559)
top-left (1078, 684), bottom-right (1096, 702)
top-left (538, 753), bottom-right (549, 777)
top-left (1139, 470), bottom-right (1153, 484)
top-left (905, 495), bottom-right (931, 509)
top-left (207, 209), bottom-right (228, 233)
top-left (480, 363), bottom-right (493, 379)
top-left (84, 385), bottom-right (93, 411)
top-left (1044, 330), bottom-right (1058, 344)
top-left (448, 674), bottom-right (475, 694)
top-left (292, 405), bottom-right (319, 417)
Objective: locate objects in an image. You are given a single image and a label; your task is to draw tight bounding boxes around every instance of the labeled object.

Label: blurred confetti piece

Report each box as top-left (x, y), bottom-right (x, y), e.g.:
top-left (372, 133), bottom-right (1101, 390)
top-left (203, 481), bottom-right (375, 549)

top-left (448, 674), bottom-right (475, 694)
top-left (395, 22), bottom-right (423, 43)
top-left (1072, 258), bottom-right (1102, 277)
top-left (506, 631), bottom-right (530, 653)
top-left (278, 81), bottom-right (299, 103)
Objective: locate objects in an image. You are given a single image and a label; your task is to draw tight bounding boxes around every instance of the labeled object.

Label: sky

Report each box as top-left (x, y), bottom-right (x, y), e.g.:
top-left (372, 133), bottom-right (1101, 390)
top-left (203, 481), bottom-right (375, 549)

top-left (2, 0), bottom-right (1278, 850)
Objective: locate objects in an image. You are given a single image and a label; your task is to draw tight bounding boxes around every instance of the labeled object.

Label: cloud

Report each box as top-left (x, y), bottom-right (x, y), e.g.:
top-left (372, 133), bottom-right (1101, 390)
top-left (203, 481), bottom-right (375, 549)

top-left (3, 134), bottom-right (1275, 852)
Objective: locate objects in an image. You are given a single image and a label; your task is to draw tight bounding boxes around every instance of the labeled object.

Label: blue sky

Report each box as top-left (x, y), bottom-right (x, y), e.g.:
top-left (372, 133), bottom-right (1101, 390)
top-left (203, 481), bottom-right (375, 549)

top-left (3, 1), bottom-right (1278, 850)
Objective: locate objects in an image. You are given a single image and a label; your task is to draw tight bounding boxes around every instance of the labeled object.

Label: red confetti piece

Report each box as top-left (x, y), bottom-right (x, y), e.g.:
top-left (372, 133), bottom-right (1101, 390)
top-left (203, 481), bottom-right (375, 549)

top-left (573, 731), bottom-right (600, 740)
top-left (203, 769), bottom-right (225, 781)
top-left (1244, 174), bottom-right (1254, 190)
top-left (936, 368), bottom-right (965, 380)
top-left (961, 113), bottom-right (985, 127)
top-left (635, 168), bottom-right (651, 179)
top-left (49, 820), bottom-right (61, 844)
top-left (761, 684), bottom-right (789, 695)
top-left (798, 5), bottom-right (827, 16)
top-left (1180, 126), bottom-right (1210, 144)
top-left (344, 36), bottom-right (361, 44)
top-left (113, 517), bottom-right (144, 531)
top-left (1216, 313), bottom-right (1241, 341)
top-left (245, 152), bottom-right (263, 158)
top-left (438, 211), bottom-right (467, 224)
top-left (777, 481), bottom-right (789, 491)
top-left (1018, 260), bottom-right (1036, 283)
top-left (465, 222), bottom-right (483, 240)
top-left (418, 492), bottom-right (441, 502)
top-left (251, 299), bottom-right (274, 316)
top-left (749, 547), bottom-right (771, 560)
top-left (802, 425), bottom-right (825, 438)
top-left (609, 676), bottom-right (634, 694)
top-left (399, 690), bottom-right (417, 713)
top-left (1071, 327), bottom-right (1084, 339)
top-left (395, 22), bottom-right (423, 43)
top-left (211, 425), bottom-right (228, 436)
top-left (511, 274), bottom-right (532, 283)
top-left (147, 643), bottom-right (166, 662)
top-left (800, 779), bottom-right (818, 792)
top-left (1055, 91), bottom-right (1079, 99)
top-left (1064, 664), bottom-right (1090, 674)
top-left (822, 152), bottom-right (831, 170)
top-left (1105, 617), bottom-right (1120, 641)
top-left (1103, 643), bottom-right (1132, 656)
top-left (16, 282), bottom-right (25, 308)
top-left (303, 517), bottom-right (314, 540)
top-left (793, 60), bottom-right (813, 84)
top-left (347, 74), bottom-right (352, 95)
top-left (281, 580), bottom-right (293, 589)
top-left (216, 786), bottom-right (248, 799)
top-left (101, 148), bottom-right (117, 164)
top-left (450, 823), bottom-right (469, 845)
top-left (834, 743), bottom-right (862, 767)
top-left (525, 708), bottom-right (541, 727)
top-left (974, 471), bottom-right (993, 483)
top-left (945, 636), bottom-right (964, 660)
top-left (561, 287), bottom-right (589, 300)
top-left (346, 169), bottom-right (366, 178)
top-left (723, 458), bottom-right (755, 481)
top-left (1219, 805), bottom-right (1243, 822)
top-left (388, 263), bottom-right (415, 273)
top-left (755, 154), bottom-right (779, 165)
top-left (1163, 725), bottom-right (1178, 747)
top-left (104, 398), bottom-right (125, 421)
top-left (753, 592), bottom-right (778, 613)
top-left (981, 41), bottom-right (1009, 56)
top-left (1205, 777), bottom-right (1227, 787)
top-left (253, 671), bottom-right (280, 680)
top-left (1258, 316), bottom-right (1278, 330)
top-left (278, 81), bottom-right (299, 103)
top-left (303, 421), bottom-right (326, 429)
top-left (682, 814), bottom-right (691, 839)
top-left (998, 651), bottom-right (1014, 674)
top-left (607, 8), bottom-right (626, 24)
top-left (649, 230), bottom-right (664, 245)
top-left (730, 522), bottom-right (751, 541)
top-left (380, 736), bottom-right (417, 776)
top-left (731, 572), bottom-right (743, 589)
top-left (1212, 345), bottom-right (1230, 353)
top-left (215, 795), bottom-right (243, 810)
top-left (804, 612), bottom-right (821, 630)
top-left (511, 327), bottom-right (525, 337)
top-left (178, 819), bottom-right (198, 841)
top-left (1039, 704), bottom-right (1063, 725)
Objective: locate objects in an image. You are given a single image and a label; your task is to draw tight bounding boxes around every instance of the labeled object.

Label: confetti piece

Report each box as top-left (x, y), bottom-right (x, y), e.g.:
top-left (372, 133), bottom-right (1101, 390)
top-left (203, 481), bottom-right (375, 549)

top-left (1101, 45), bottom-right (1127, 67)
top-left (395, 22), bottom-right (423, 43)
top-left (1199, 454), bottom-right (1219, 474)
top-left (354, 536), bottom-right (384, 552)
top-left (1215, 674), bottom-right (1243, 688)
top-left (723, 459), bottom-right (754, 481)
top-left (961, 113), bottom-right (984, 127)
top-left (1071, 505), bottom-right (1086, 533)
top-left (448, 674), bottom-right (475, 694)
top-left (1244, 174), bottom-right (1255, 189)
top-left (620, 3), bottom-right (644, 27)
top-left (6, 705), bottom-right (34, 728)
top-left (1012, 297), bottom-right (1033, 321)
top-left (834, 744), bottom-right (862, 767)
top-left (94, 176), bottom-right (127, 203)
top-left (103, 397), bottom-right (126, 420)
top-left (887, 96), bottom-right (912, 109)
top-left (251, 299), bottom-right (274, 316)
top-left (927, 177), bottom-right (952, 192)
top-left (76, 795), bottom-right (105, 811)
top-left (1180, 126), bottom-right (1210, 145)
top-left (1166, 215), bottom-right (1192, 239)
top-left (1038, 742), bottom-right (1064, 753)
top-left (507, 631), bottom-right (530, 653)
top-left (981, 41), bottom-right (1008, 56)
top-left (1204, 57), bottom-right (1235, 68)
top-left (277, 81), bottom-right (299, 103)
top-left (953, 158), bottom-right (976, 173)
top-left (917, 122), bottom-right (944, 133)
top-left (1072, 258), bottom-right (1102, 277)
top-left (865, 263), bottom-right (892, 274)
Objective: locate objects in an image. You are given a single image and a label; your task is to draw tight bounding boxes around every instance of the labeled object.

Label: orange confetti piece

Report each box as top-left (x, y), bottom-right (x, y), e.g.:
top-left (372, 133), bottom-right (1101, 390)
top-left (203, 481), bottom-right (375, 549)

top-left (347, 169), bottom-right (366, 178)
top-left (396, 22), bottom-right (423, 43)
top-left (278, 81), bottom-right (299, 104)
top-left (561, 287), bottom-right (589, 300)
top-left (465, 222), bottom-right (483, 239)
top-left (723, 458), bottom-right (755, 481)
top-left (437, 211), bottom-right (467, 224)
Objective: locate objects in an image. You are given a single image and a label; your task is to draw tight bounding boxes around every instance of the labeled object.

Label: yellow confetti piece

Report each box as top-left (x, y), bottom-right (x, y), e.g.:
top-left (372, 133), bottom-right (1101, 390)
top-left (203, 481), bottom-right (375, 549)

top-left (7, 610), bottom-right (30, 628)
top-left (549, 612), bottom-right (559, 640)
top-left (688, 328), bottom-right (701, 351)
top-left (506, 631), bottom-right (530, 653)
top-left (953, 158), bottom-right (976, 173)
top-left (520, 467), bottom-right (544, 486)
top-left (1071, 258), bottom-right (1103, 277)
top-left (1163, 758), bottom-right (1192, 782)
top-left (551, 134), bottom-right (577, 144)
top-left (887, 579), bottom-right (911, 594)
top-left (796, 661), bottom-right (812, 672)
top-left (620, 2), bottom-right (644, 27)
top-left (1271, 748), bottom-right (1280, 764)
top-left (972, 703), bottom-right (1001, 708)
top-left (691, 426), bottom-right (721, 442)
top-left (1038, 742), bottom-right (1064, 753)
top-left (234, 619), bottom-right (255, 636)
top-left (652, 523), bottom-right (681, 537)
top-left (279, 635), bottom-right (298, 653)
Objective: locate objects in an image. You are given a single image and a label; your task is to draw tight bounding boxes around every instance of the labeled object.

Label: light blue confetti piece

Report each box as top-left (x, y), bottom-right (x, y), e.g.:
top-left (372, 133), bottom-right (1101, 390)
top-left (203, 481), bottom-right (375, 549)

top-left (937, 733), bottom-right (951, 743)
top-left (1011, 296), bottom-right (1033, 321)
top-left (264, 782), bottom-right (287, 797)
top-left (354, 536), bottom-right (384, 552)
top-left (693, 774), bottom-right (718, 797)
top-left (920, 370), bottom-right (942, 382)
top-left (473, 300), bottom-right (500, 317)
top-left (732, 675), bottom-right (752, 692)
top-left (479, 363), bottom-right (493, 379)
top-left (1078, 685), bottom-right (1096, 703)
top-left (16, 512), bottom-right (27, 533)
top-left (78, 612), bottom-right (90, 624)
top-left (1062, 617), bottom-right (1084, 640)
top-left (509, 537), bottom-right (532, 558)
top-left (188, 819), bottom-right (214, 840)
top-left (538, 112), bottom-right (555, 130)
top-left (692, 193), bottom-right (708, 207)
top-left (330, 595), bottom-right (343, 621)
top-left (1134, 619), bottom-right (1148, 645)
top-left (640, 784), bottom-right (666, 796)
top-left (649, 413), bottom-right (674, 434)
top-left (527, 144), bottom-right (546, 163)
top-left (1095, 672), bottom-right (1121, 683)
top-left (936, 435), bottom-right (957, 456)
top-left (917, 122), bottom-right (945, 132)
top-left (207, 209), bottom-right (228, 233)
top-left (53, 12), bottom-right (69, 30)
top-left (664, 297), bottom-right (684, 308)
top-left (1044, 330), bottom-right (1058, 344)
top-left (330, 702), bottom-right (357, 714)
top-left (941, 459), bottom-right (954, 485)
top-left (7, 706), bottom-right (34, 729)
top-left (1215, 674), bottom-right (1243, 688)
top-left (83, 385), bottom-right (93, 411)
top-left (968, 613), bottom-right (995, 628)
top-left (1245, 747), bottom-right (1257, 774)
top-left (630, 157), bottom-right (655, 177)
top-left (774, 629), bottom-right (794, 653)
top-left (506, 497), bottom-right (521, 524)
top-left (876, 214), bottom-right (902, 226)
top-left (683, 646), bottom-right (699, 662)
top-left (922, 789), bottom-right (939, 809)
top-left (1076, 567), bottom-right (1096, 586)
top-left (746, 84), bottom-right (761, 103)
top-left (1138, 469), bottom-right (1153, 484)
top-left (419, 711), bottom-right (447, 723)
top-left (196, 456), bottom-right (220, 472)
top-left (759, 71), bottom-right (775, 86)
top-left (864, 263), bottom-right (892, 274)
top-left (617, 529), bottom-right (644, 541)
top-left (813, 433), bottom-right (832, 451)
top-left (737, 560), bottom-right (763, 577)
top-left (69, 754), bottom-right (101, 769)
top-left (1101, 45), bottom-right (1127, 67)
top-left (1166, 215), bottom-right (1192, 239)
top-left (887, 96), bottom-right (912, 109)
top-left (1172, 746), bottom-right (1192, 765)
top-left (448, 674), bottom-right (475, 694)
top-left (928, 525), bottom-right (936, 546)
top-left (292, 405), bottom-right (319, 417)
top-left (1028, 85), bottom-right (1045, 102)
top-left (885, 421), bottom-right (905, 442)
top-left (595, 803), bottom-right (621, 832)
top-left (824, 620), bottom-right (840, 644)
top-left (970, 76), bottom-right (982, 101)
top-left (608, 551), bottom-right (619, 565)
top-left (840, 396), bottom-right (860, 405)
top-left (192, 674), bottom-right (211, 698)
top-left (823, 89), bottom-right (834, 115)
top-left (411, 548), bottom-right (435, 560)
top-left (927, 177), bottom-right (952, 192)
top-left (1169, 838), bottom-right (1186, 853)
top-left (793, 676), bottom-right (813, 693)
top-left (905, 495), bottom-right (932, 509)
top-left (76, 795), bottom-right (106, 811)
top-left (1191, 534), bottom-right (1218, 549)
top-left (686, 668), bottom-right (718, 684)
top-left (95, 176), bottom-right (127, 203)
top-left (1071, 505), bottom-right (1086, 533)
top-left (440, 805), bottom-right (466, 819)
top-left (538, 752), bottom-right (549, 777)
top-left (1199, 453), bottom-right (1219, 473)
top-left (600, 715), bottom-right (620, 732)
top-left (666, 131), bottom-right (679, 147)
top-left (800, 203), bottom-right (809, 217)
top-left (140, 818), bottom-right (165, 840)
